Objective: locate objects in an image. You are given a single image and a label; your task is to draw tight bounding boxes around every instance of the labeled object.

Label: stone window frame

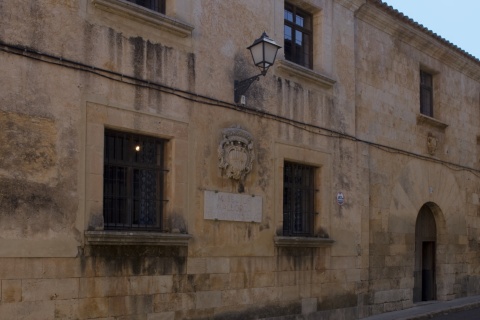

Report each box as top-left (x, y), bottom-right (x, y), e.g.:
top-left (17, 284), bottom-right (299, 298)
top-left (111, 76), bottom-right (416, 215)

top-left (92, 0), bottom-right (194, 38)
top-left (276, 0), bottom-right (336, 90)
top-left (420, 69), bottom-right (434, 117)
top-left (273, 142), bottom-right (334, 247)
top-left (416, 66), bottom-right (447, 130)
top-left (84, 102), bottom-right (191, 246)
top-left (284, 2), bottom-right (314, 69)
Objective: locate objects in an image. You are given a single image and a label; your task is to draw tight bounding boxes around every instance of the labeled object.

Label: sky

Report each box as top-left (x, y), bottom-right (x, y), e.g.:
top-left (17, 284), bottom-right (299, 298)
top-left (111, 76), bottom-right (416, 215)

top-left (382, 0), bottom-right (480, 59)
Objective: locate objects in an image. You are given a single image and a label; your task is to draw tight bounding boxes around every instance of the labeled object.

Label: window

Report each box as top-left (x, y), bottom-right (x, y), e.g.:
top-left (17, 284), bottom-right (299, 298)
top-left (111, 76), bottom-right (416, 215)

top-left (283, 161), bottom-right (315, 236)
top-left (420, 70), bottom-right (433, 117)
top-left (126, 0), bottom-right (165, 14)
top-left (103, 129), bottom-right (167, 231)
top-left (284, 2), bottom-right (313, 68)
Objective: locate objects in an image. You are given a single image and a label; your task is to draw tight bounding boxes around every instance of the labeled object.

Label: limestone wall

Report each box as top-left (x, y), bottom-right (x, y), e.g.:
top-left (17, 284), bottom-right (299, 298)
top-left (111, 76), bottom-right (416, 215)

top-left (0, 0), bottom-right (479, 319)
top-left (355, 1), bottom-right (480, 315)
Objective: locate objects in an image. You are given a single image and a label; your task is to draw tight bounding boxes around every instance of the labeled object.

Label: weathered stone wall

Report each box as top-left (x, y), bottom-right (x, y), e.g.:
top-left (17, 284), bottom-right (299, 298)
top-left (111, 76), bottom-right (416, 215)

top-left (355, 1), bottom-right (480, 315)
top-left (0, 0), bottom-right (479, 319)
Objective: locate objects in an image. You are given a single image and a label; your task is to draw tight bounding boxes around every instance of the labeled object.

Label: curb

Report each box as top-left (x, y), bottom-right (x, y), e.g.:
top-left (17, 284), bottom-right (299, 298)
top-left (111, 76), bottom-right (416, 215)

top-left (405, 301), bottom-right (480, 320)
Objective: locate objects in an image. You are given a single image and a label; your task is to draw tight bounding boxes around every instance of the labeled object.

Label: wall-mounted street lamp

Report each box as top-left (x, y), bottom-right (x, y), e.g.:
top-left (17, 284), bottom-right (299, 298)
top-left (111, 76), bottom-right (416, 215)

top-left (234, 32), bottom-right (281, 104)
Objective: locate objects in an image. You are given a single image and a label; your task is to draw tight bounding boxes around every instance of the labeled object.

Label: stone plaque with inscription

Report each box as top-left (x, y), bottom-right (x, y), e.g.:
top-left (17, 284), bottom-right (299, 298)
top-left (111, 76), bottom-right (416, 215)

top-left (204, 190), bottom-right (262, 222)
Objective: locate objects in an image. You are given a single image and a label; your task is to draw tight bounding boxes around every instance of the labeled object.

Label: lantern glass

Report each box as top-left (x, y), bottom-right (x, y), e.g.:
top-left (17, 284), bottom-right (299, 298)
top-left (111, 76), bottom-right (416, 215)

top-left (247, 32), bottom-right (281, 75)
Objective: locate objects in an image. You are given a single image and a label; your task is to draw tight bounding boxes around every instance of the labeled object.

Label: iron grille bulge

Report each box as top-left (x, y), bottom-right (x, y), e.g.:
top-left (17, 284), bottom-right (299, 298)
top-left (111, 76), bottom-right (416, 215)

top-left (103, 130), bottom-right (166, 231)
top-left (283, 162), bottom-right (315, 236)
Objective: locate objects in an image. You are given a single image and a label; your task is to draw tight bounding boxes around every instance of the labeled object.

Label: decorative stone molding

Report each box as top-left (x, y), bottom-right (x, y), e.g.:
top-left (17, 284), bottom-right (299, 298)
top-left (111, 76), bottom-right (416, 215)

top-left (92, 0), bottom-right (194, 38)
top-left (334, 0), bottom-right (365, 11)
top-left (356, 2), bottom-right (480, 82)
top-left (427, 133), bottom-right (438, 156)
top-left (275, 59), bottom-right (336, 89)
top-left (85, 230), bottom-right (192, 246)
top-left (416, 114), bottom-right (448, 131)
top-left (218, 127), bottom-right (255, 192)
top-left (274, 236), bottom-right (335, 248)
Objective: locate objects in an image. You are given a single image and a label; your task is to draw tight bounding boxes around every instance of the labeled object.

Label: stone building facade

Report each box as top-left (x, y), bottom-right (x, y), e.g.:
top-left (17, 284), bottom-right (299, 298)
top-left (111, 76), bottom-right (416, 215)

top-left (0, 0), bottom-right (479, 319)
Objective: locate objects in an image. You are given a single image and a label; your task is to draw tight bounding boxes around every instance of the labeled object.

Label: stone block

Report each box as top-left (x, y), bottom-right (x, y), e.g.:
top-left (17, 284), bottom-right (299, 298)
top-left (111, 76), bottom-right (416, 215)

top-left (254, 257), bottom-right (276, 272)
top-left (2, 279), bottom-right (22, 303)
top-left (277, 271), bottom-right (296, 286)
top-left (322, 269), bottom-right (347, 283)
top-left (22, 278), bottom-right (79, 301)
top-left (43, 258), bottom-right (81, 279)
top-left (196, 291), bottom-right (222, 309)
top-left (187, 258), bottom-right (206, 274)
top-left (221, 289), bottom-right (250, 307)
top-left (54, 299), bottom-right (80, 319)
top-left (374, 289), bottom-right (404, 304)
top-left (0, 301), bottom-right (55, 320)
top-left (79, 277), bottom-right (128, 298)
top-left (147, 312), bottom-right (175, 320)
top-left (275, 255), bottom-right (295, 272)
top-left (384, 301), bottom-right (404, 312)
top-left (153, 293), bottom-right (195, 312)
top-left (388, 244), bottom-right (407, 256)
top-left (330, 256), bottom-right (357, 270)
top-left (171, 274), bottom-right (194, 293)
top-left (77, 298), bottom-right (109, 319)
top-left (229, 257), bottom-right (275, 273)
top-left (149, 276), bottom-right (173, 294)
top-left (209, 273), bottom-right (229, 290)
top-left (126, 295), bottom-right (154, 315)
top-left (346, 268), bottom-right (361, 283)
top-left (279, 285), bottom-right (300, 301)
top-left (229, 257), bottom-right (251, 273)
top-left (174, 308), bottom-right (214, 320)
top-left (250, 287), bottom-right (279, 304)
top-left (205, 257), bottom-right (230, 274)
top-left (252, 272), bottom-right (275, 287)
top-left (108, 296), bottom-right (128, 317)
top-left (0, 259), bottom-right (45, 280)
top-left (128, 276), bottom-right (150, 295)
top-left (302, 297), bottom-right (317, 315)
top-left (187, 274), bottom-right (210, 291)
top-left (228, 273), bottom-right (245, 289)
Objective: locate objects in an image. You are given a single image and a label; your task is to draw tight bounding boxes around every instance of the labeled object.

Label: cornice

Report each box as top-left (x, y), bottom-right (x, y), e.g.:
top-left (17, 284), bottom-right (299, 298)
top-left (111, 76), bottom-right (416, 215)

top-left (356, 1), bottom-right (480, 81)
top-left (334, 0), bottom-right (365, 12)
top-left (275, 59), bottom-right (336, 89)
top-left (92, 0), bottom-right (194, 38)
top-left (85, 230), bottom-right (192, 246)
top-left (274, 236), bottom-right (335, 248)
top-left (416, 114), bottom-right (448, 131)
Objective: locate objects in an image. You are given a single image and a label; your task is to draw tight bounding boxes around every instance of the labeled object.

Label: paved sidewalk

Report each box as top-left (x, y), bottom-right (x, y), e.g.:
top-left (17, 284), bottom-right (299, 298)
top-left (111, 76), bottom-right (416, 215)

top-left (361, 295), bottom-right (480, 320)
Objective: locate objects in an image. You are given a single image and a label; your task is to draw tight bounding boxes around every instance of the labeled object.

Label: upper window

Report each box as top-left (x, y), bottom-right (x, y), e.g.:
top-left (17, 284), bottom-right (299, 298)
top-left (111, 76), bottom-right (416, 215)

top-left (283, 161), bottom-right (315, 236)
top-left (420, 70), bottom-right (433, 117)
top-left (103, 129), bottom-right (167, 231)
top-left (284, 2), bottom-right (313, 68)
top-left (126, 0), bottom-right (165, 14)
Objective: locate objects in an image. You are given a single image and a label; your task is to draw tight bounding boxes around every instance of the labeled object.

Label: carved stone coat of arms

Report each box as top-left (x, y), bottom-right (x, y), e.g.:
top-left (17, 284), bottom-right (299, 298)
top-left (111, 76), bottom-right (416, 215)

top-left (218, 127), bottom-right (255, 192)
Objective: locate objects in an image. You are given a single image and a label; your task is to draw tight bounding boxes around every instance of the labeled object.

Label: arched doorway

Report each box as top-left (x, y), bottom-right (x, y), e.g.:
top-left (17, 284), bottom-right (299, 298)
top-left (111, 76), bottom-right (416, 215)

top-left (413, 204), bottom-right (437, 302)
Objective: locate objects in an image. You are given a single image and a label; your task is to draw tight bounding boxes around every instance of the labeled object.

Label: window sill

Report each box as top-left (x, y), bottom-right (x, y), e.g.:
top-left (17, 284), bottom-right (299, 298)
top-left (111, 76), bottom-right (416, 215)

top-left (85, 230), bottom-right (192, 246)
top-left (274, 236), bottom-right (335, 248)
top-left (275, 59), bottom-right (336, 89)
top-left (416, 114), bottom-right (448, 130)
top-left (92, 0), bottom-right (194, 38)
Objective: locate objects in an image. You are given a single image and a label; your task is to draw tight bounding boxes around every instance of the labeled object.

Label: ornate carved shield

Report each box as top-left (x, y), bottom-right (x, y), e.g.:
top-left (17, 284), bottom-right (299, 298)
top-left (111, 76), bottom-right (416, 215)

top-left (218, 127), bottom-right (255, 183)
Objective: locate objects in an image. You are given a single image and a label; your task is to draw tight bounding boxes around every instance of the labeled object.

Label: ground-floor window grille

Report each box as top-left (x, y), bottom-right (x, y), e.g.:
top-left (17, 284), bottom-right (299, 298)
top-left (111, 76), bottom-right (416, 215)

top-left (283, 161), bottom-right (315, 236)
top-left (103, 129), bottom-right (167, 231)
